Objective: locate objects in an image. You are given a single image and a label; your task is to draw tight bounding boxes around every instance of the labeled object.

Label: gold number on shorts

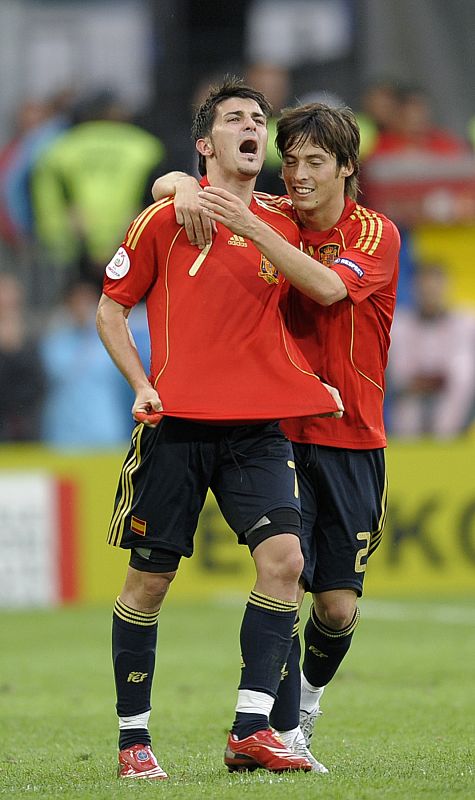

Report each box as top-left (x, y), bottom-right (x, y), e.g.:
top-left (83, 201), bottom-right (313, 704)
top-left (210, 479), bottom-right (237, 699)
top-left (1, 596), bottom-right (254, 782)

top-left (287, 460), bottom-right (299, 498)
top-left (354, 531), bottom-right (371, 573)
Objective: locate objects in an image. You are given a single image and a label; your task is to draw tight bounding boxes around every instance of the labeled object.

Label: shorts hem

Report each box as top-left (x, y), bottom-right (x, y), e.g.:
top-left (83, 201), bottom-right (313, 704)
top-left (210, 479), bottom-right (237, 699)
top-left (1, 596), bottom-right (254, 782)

top-left (307, 581), bottom-right (363, 598)
top-left (238, 502), bottom-right (301, 538)
top-left (112, 540), bottom-right (192, 559)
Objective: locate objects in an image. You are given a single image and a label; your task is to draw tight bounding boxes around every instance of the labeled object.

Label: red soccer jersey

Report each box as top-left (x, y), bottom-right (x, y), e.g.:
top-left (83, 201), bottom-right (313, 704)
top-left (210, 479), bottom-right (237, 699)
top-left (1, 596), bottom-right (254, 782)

top-left (102, 190), bottom-right (338, 422)
top-left (271, 196), bottom-right (400, 448)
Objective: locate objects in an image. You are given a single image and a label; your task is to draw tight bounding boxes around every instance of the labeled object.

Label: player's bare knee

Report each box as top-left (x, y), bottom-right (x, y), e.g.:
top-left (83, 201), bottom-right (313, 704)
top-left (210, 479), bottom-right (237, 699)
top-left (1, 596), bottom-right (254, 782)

top-left (125, 547), bottom-right (182, 609)
top-left (282, 546), bottom-right (304, 582)
top-left (141, 569), bottom-right (176, 605)
top-left (314, 592), bottom-right (357, 630)
top-left (255, 538), bottom-right (303, 585)
top-left (122, 566), bottom-right (177, 611)
top-left (270, 553), bottom-right (303, 584)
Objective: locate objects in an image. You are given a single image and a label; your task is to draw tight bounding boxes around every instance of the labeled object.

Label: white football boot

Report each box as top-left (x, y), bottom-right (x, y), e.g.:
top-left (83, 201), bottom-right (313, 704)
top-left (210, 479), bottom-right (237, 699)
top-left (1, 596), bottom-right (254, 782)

top-left (276, 725), bottom-right (328, 774)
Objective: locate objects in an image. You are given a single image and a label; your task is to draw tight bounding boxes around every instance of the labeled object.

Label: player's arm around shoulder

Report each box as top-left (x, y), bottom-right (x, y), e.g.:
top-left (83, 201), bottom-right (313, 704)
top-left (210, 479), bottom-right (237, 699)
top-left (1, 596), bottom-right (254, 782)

top-left (198, 185), bottom-right (347, 306)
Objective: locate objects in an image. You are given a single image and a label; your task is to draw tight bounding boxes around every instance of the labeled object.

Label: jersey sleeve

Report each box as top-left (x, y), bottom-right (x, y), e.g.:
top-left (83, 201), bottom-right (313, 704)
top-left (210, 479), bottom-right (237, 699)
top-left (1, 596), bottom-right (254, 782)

top-left (331, 216), bottom-right (400, 304)
top-left (102, 209), bottom-right (158, 308)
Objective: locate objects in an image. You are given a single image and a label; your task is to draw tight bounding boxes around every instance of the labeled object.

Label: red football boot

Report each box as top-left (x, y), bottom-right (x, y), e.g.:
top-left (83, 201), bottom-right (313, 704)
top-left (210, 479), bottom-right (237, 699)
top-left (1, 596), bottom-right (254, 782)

top-left (224, 729), bottom-right (312, 772)
top-left (117, 744), bottom-right (168, 780)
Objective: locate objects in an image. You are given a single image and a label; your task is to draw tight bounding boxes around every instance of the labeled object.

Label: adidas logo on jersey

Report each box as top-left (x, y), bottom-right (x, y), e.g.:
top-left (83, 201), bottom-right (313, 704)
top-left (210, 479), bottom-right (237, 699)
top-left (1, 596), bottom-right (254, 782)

top-left (228, 234), bottom-right (247, 247)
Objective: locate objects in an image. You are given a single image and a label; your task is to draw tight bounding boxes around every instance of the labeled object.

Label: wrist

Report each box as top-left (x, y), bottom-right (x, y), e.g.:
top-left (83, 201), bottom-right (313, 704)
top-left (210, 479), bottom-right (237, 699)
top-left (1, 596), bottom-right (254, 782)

top-left (249, 217), bottom-right (273, 247)
top-left (131, 377), bottom-right (152, 393)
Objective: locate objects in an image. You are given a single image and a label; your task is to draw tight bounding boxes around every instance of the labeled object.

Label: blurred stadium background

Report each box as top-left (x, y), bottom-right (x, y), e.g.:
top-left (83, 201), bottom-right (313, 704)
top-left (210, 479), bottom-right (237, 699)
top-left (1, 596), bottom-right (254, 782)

top-left (1, 6), bottom-right (474, 798)
top-left (0, 0), bottom-right (474, 609)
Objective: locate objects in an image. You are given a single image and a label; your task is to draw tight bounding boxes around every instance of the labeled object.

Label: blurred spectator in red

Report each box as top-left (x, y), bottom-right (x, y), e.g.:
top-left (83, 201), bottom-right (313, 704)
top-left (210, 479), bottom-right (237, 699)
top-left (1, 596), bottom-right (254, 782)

top-left (361, 84), bottom-right (475, 307)
top-left (357, 77), bottom-right (402, 159)
top-left (369, 85), bottom-right (470, 157)
top-left (0, 273), bottom-right (46, 441)
top-left (361, 79), bottom-right (401, 135)
top-left (31, 89), bottom-right (166, 293)
top-left (387, 264), bottom-right (475, 438)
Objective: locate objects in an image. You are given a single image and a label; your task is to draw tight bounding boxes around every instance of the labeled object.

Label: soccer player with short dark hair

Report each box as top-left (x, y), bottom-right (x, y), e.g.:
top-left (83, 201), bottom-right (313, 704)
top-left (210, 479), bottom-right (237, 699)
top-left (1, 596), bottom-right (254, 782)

top-left (97, 81), bottom-right (342, 780)
top-left (154, 101), bottom-right (399, 773)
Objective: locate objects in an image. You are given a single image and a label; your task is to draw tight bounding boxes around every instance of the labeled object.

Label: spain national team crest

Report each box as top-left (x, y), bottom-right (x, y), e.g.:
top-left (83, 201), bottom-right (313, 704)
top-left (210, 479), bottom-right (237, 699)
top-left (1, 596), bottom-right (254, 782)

top-left (258, 254), bottom-right (279, 284)
top-left (318, 243), bottom-right (340, 266)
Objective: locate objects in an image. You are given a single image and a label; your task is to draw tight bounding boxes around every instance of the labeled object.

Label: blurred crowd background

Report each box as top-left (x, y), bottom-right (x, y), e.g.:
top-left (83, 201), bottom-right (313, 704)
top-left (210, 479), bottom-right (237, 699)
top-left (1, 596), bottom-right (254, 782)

top-left (2, 0), bottom-right (475, 448)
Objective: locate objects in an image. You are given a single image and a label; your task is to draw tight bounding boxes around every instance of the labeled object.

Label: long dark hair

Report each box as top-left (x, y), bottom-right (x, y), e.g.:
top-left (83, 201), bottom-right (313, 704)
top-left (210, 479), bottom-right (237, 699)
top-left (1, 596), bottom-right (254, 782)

top-left (276, 103), bottom-right (361, 199)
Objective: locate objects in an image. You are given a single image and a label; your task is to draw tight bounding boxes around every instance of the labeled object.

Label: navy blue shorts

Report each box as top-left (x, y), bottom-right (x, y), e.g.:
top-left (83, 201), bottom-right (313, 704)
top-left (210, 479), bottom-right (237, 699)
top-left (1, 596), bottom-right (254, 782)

top-left (107, 417), bottom-right (301, 560)
top-left (294, 443), bottom-right (387, 596)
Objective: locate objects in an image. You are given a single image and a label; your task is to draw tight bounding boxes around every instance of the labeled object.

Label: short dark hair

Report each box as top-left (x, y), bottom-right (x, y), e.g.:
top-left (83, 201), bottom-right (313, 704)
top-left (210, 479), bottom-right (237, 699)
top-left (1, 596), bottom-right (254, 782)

top-left (276, 103), bottom-right (361, 200)
top-left (191, 76), bottom-right (272, 176)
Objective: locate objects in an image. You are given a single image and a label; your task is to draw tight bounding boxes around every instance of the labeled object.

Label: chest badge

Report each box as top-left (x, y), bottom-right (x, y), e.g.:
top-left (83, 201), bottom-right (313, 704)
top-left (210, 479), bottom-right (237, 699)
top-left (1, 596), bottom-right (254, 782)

top-left (318, 243), bottom-right (340, 266)
top-left (258, 254), bottom-right (279, 285)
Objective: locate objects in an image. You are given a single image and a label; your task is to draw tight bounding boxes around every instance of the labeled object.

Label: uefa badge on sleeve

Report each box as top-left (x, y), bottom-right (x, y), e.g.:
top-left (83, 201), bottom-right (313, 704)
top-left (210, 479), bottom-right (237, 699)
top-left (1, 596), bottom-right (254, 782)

top-left (106, 247), bottom-right (131, 279)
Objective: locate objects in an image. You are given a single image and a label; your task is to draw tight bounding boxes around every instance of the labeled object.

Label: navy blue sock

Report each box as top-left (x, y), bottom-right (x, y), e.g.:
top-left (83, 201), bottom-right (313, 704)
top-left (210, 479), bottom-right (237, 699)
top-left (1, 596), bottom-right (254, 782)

top-left (232, 591), bottom-right (298, 739)
top-left (112, 597), bottom-right (159, 750)
top-left (303, 605), bottom-right (360, 687)
top-left (119, 728), bottom-right (152, 751)
top-left (232, 711), bottom-right (269, 739)
top-left (269, 617), bottom-right (301, 732)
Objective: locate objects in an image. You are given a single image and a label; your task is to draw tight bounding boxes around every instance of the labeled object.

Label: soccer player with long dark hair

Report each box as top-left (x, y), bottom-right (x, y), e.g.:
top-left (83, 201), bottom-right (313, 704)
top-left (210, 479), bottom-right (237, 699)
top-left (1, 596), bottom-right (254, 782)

top-left (154, 100), bottom-right (399, 773)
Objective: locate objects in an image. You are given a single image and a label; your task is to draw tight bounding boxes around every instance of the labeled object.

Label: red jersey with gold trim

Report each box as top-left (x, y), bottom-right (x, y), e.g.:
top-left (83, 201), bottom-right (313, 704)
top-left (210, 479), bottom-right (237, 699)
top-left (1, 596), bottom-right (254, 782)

top-left (102, 190), bottom-right (338, 422)
top-left (261, 195), bottom-right (399, 448)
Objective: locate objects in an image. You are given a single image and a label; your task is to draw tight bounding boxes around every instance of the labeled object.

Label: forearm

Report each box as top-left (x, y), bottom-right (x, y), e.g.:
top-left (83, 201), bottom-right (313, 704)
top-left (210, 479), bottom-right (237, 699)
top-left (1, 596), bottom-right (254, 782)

top-left (96, 295), bottom-right (151, 392)
top-left (152, 171), bottom-right (193, 201)
top-left (197, 185), bottom-right (347, 304)
top-left (244, 216), bottom-right (347, 305)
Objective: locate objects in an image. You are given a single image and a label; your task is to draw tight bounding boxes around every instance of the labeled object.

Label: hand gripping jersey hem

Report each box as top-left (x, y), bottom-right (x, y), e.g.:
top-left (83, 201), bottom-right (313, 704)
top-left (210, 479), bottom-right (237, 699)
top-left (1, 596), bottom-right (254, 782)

top-left (160, 406), bottom-right (338, 422)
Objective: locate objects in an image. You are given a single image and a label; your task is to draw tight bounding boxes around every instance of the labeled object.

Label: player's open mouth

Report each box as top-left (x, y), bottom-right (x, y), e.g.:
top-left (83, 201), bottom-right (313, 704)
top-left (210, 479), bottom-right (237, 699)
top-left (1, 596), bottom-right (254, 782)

top-left (239, 139), bottom-right (258, 156)
top-left (293, 187), bottom-right (314, 195)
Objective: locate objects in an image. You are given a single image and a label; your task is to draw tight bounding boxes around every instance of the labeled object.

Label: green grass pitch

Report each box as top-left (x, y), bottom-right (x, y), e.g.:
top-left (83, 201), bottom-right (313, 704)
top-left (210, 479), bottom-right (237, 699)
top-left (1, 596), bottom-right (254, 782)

top-left (1, 597), bottom-right (474, 799)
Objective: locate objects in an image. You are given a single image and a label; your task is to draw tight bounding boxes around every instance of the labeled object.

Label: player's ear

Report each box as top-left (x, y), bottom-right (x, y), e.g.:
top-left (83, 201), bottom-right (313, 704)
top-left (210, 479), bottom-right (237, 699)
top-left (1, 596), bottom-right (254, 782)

top-left (340, 161), bottom-right (354, 177)
top-left (196, 138), bottom-right (214, 158)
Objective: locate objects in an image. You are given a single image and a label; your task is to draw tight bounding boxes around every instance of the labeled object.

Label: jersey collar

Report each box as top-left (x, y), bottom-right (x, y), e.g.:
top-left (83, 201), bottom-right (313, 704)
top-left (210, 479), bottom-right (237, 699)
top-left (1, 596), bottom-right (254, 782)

top-left (293, 195), bottom-right (356, 237)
